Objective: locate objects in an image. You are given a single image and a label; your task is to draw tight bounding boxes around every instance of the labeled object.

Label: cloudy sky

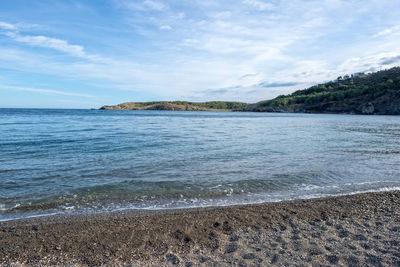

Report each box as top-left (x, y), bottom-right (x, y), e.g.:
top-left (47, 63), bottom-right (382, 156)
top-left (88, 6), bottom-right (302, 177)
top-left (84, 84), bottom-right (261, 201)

top-left (1, 0), bottom-right (400, 108)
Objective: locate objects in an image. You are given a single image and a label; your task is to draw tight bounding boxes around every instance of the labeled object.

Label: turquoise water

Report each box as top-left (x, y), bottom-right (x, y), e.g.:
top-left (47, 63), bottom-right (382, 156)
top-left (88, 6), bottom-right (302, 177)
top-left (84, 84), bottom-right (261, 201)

top-left (1, 109), bottom-right (400, 221)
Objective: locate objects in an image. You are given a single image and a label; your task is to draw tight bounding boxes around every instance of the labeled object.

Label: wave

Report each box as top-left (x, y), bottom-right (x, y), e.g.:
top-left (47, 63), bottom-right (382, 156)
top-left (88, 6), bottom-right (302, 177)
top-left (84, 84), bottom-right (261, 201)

top-left (1, 185), bottom-right (400, 222)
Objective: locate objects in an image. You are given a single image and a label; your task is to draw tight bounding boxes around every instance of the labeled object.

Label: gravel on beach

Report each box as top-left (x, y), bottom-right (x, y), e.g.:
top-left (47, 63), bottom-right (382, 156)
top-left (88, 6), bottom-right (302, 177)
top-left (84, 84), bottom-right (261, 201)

top-left (1, 191), bottom-right (400, 266)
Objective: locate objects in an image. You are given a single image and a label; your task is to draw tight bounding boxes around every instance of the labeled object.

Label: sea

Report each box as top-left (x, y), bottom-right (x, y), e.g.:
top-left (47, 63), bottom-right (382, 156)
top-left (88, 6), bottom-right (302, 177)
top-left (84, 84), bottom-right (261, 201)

top-left (1, 108), bottom-right (400, 221)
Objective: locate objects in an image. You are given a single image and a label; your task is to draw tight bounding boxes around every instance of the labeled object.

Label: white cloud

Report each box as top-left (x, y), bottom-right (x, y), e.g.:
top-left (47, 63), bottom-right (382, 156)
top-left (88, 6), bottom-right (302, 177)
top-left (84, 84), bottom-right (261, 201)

top-left (0, 21), bottom-right (17, 30)
top-left (10, 33), bottom-right (86, 57)
top-left (0, 21), bottom-right (87, 58)
top-left (160, 25), bottom-right (172, 30)
top-left (143, 0), bottom-right (167, 10)
top-left (120, 0), bottom-right (168, 11)
top-left (1, 85), bottom-right (94, 98)
top-left (208, 11), bottom-right (232, 19)
top-left (242, 0), bottom-right (275, 11)
top-left (373, 25), bottom-right (400, 38)
top-left (2, 0), bottom-right (400, 105)
top-left (182, 38), bottom-right (199, 46)
top-left (339, 52), bottom-right (400, 74)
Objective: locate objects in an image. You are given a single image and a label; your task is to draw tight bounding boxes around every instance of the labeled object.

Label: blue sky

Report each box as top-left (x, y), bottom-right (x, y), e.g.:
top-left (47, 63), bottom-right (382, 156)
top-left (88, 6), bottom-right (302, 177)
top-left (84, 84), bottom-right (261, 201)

top-left (1, 0), bottom-right (400, 108)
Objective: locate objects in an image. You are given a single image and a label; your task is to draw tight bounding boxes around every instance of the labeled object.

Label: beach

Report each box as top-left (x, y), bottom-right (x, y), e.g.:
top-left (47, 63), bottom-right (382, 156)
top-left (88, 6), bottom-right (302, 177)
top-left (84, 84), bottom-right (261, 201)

top-left (2, 1), bottom-right (400, 266)
top-left (1, 190), bottom-right (399, 266)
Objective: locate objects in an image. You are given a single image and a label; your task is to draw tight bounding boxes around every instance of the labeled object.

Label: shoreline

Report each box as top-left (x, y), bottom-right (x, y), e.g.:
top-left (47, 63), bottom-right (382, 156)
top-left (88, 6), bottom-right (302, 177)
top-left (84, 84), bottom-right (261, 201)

top-left (1, 190), bottom-right (400, 265)
top-left (2, 187), bottom-right (400, 224)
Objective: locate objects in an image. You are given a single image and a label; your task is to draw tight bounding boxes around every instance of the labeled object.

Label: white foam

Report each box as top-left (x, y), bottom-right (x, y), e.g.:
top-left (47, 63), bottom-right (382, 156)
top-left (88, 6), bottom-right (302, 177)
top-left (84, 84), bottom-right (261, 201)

top-left (0, 203), bottom-right (20, 212)
top-left (1, 186), bottom-right (400, 222)
top-left (0, 211), bottom-right (60, 222)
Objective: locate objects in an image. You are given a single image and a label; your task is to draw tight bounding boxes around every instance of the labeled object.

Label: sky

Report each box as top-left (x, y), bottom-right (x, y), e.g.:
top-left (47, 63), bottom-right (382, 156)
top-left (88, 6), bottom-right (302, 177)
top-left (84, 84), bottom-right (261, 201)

top-left (1, 0), bottom-right (400, 108)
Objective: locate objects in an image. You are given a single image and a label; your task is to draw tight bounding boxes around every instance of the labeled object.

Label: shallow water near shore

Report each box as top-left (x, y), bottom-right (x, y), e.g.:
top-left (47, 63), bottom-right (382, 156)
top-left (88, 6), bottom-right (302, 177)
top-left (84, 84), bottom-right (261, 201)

top-left (1, 108), bottom-right (400, 221)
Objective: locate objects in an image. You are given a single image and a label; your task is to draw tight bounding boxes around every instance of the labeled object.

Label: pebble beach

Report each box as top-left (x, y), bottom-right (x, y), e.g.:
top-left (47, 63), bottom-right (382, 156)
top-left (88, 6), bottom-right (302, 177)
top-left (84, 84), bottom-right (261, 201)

top-left (1, 190), bottom-right (400, 266)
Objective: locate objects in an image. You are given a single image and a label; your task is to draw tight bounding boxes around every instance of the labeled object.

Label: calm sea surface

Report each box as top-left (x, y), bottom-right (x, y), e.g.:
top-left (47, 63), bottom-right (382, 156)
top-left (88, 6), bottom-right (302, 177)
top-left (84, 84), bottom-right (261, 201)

top-left (1, 109), bottom-right (400, 221)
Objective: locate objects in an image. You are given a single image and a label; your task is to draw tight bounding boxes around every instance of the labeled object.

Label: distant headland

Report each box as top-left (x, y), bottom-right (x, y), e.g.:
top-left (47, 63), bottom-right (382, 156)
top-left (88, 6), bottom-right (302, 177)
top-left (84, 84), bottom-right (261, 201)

top-left (100, 101), bottom-right (248, 111)
top-left (100, 67), bottom-right (400, 115)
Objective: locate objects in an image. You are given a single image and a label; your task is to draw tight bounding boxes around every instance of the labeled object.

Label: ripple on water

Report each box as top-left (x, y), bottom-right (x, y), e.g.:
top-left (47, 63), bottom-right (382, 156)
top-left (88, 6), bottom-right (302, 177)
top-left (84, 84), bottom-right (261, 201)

top-left (1, 109), bottom-right (400, 220)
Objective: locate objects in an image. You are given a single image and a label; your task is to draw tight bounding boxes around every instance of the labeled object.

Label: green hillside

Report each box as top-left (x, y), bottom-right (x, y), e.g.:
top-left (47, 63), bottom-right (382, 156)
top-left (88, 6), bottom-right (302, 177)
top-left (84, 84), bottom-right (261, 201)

top-left (100, 101), bottom-right (248, 111)
top-left (101, 67), bottom-right (400, 115)
top-left (244, 67), bottom-right (400, 114)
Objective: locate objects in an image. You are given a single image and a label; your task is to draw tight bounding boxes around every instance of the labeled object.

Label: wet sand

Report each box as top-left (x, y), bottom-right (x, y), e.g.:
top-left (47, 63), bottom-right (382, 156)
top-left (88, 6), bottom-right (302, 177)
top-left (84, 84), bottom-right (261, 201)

top-left (1, 191), bottom-right (400, 266)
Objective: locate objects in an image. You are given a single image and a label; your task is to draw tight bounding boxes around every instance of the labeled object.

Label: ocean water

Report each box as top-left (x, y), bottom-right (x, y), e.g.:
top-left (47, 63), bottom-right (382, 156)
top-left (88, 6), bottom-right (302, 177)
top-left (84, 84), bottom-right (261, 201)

top-left (1, 109), bottom-right (400, 221)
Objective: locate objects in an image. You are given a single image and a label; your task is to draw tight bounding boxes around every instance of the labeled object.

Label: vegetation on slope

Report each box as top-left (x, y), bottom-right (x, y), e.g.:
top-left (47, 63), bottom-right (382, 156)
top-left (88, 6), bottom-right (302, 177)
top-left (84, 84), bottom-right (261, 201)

top-left (100, 101), bottom-right (249, 111)
top-left (244, 67), bottom-right (400, 114)
top-left (101, 67), bottom-right (400, 115)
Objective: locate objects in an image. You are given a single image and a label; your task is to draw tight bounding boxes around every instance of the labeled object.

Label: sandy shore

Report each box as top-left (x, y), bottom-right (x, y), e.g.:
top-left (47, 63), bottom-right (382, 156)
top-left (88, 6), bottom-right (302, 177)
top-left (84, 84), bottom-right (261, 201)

top-left (1, 191), bottom-right (400, 266)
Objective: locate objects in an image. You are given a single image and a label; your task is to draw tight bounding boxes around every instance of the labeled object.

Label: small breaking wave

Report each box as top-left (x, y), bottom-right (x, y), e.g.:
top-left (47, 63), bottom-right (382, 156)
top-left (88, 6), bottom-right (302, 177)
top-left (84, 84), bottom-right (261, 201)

top-left (1, 185), bottom-right (400, 222)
